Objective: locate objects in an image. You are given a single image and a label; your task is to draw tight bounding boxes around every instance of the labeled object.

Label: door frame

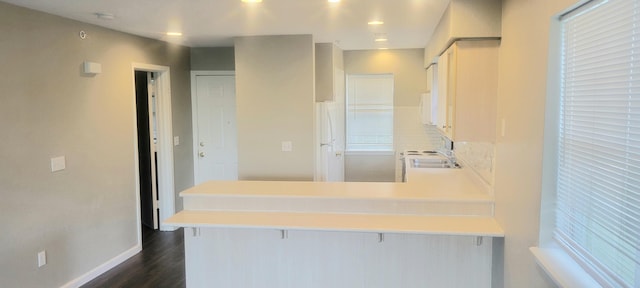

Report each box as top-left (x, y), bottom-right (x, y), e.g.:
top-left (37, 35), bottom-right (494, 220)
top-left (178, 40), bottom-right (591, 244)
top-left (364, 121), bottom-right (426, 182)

top-left (190, 71), bottom-right (235, 184)
top-left (132, 63), bottom-right (176, 245)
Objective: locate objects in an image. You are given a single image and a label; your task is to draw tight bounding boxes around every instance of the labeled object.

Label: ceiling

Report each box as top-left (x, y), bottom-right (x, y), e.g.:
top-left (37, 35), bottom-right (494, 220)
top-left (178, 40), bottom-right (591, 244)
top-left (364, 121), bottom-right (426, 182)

top-left (2, 0), bottom-right (450, 50)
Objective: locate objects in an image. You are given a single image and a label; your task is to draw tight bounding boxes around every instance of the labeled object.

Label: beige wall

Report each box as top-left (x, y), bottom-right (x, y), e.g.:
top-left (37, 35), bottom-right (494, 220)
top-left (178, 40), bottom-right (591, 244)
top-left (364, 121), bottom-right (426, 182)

top-left (344, 49), bottom-right (427, 106)
top-left (494, 0), bottom-right (580, 286)
top-left (190, 47), bottom-right (235, 71)
top-left (0, 2), bottom-right (192, 287)
top-left (234, 35), bottom-right (316, 180)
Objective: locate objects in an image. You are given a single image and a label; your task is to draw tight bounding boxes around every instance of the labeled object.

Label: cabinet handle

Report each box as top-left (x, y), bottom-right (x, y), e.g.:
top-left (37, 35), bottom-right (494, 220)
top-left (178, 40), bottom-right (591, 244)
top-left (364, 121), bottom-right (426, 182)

top-left (199, 152), bottom-right (205, 158)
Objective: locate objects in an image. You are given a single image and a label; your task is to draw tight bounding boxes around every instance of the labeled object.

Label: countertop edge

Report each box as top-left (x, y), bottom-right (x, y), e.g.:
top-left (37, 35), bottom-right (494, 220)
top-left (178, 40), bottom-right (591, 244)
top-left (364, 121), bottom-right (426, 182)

top-left (164, 210), bottom-right (505, 238)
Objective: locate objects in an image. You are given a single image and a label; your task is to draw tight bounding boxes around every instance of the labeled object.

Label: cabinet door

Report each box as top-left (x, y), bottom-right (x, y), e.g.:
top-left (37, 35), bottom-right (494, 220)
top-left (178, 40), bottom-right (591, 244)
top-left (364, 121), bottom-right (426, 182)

top-left (436, 44), bottom-right (456, 139)
top-left (445, 44), bottom-right (457, 139)
top-left (436, 48), bottom-right (449, 134)
top-left (453, 40), bottom-right (499, 142)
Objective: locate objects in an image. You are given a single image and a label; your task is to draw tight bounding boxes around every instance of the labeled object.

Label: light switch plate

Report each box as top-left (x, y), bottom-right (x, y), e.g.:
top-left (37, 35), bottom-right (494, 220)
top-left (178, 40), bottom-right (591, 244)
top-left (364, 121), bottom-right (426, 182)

top-left (281, 141), bottom-right (293, 152)
top-left (174, 136), bottom-right (180, 146)
top-left (37, 250), bottom-right (46, 267)
top-left (51, 156), bottom-right (65, 172)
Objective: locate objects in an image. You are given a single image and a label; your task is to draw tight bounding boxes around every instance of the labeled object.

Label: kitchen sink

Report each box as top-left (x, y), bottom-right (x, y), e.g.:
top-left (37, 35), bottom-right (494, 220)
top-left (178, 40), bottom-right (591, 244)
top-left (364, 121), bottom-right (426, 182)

top-left (410, 158), bottom-right (461, 169)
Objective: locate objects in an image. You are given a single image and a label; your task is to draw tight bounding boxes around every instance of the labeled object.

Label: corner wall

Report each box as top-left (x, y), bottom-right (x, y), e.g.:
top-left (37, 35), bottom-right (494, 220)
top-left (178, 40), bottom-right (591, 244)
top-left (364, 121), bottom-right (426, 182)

top-left (234, 35), bottom-right (316, 180)
top-left (494, 0), bottom-right (580, 286)
top-left (0, 2), bottom-right (192, 287)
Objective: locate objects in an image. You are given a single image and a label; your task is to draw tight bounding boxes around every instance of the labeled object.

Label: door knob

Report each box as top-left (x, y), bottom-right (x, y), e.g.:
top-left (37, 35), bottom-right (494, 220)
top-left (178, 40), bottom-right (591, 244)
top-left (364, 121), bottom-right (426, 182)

top-left (199, 152), bottom-right (205, 158)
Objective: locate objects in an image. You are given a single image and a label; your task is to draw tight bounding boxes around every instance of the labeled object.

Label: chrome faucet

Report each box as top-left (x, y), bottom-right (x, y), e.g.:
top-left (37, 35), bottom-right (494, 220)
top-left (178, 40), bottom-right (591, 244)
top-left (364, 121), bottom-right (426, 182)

top-left (436, 149), bottom-right (457, 167)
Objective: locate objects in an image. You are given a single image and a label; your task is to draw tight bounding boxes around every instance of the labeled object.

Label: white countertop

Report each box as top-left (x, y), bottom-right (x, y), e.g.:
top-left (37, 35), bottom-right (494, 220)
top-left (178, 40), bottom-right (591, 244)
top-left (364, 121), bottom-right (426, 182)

top-left (180, 168), bottom-right (491, 202)
top-left (165, 160), bottom-right (502, 237)
top-left (404, 152), bottom-right (493, 196)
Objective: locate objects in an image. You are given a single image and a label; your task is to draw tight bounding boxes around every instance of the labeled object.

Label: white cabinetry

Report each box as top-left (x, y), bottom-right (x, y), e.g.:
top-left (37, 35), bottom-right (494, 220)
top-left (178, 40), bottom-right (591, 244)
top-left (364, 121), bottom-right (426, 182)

top-left (435, 40), bottom-right (499, 142)
top-left (436, 48), bottom-right (451, 135)
top-left (421, 66), bottom-right (438, 125)
top-left (419, 92), bottom-right (433, 125)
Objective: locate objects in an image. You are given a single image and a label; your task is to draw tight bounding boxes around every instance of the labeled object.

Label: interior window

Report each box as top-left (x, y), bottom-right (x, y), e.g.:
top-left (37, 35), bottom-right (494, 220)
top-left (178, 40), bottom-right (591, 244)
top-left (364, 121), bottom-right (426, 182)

top-left (345, 74), bottom-right (394, 152)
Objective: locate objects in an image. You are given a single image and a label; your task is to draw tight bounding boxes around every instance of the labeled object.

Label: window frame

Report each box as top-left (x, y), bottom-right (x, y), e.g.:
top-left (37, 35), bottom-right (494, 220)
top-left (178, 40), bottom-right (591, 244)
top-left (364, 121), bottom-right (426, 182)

top-left (537, 0), bottom-right (640, 287)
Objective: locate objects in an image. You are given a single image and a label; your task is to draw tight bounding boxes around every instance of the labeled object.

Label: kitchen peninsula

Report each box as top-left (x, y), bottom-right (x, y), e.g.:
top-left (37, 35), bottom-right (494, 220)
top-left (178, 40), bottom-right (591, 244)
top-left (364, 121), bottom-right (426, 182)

top-left (165, 162), bottom-right (503, 288)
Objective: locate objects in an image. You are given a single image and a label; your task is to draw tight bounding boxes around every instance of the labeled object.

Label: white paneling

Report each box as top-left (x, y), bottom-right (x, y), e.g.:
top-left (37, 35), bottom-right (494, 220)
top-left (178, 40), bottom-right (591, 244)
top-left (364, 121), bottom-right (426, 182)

top-left (185, 228), bottom-right (493, 288)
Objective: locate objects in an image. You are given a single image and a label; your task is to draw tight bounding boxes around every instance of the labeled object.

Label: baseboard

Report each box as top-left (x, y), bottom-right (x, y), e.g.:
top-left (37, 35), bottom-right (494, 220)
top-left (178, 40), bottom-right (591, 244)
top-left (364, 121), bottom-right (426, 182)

top-left (60, 244), bottom-right (142, 288)
top-left (160, 224), bottom-right (178, 232)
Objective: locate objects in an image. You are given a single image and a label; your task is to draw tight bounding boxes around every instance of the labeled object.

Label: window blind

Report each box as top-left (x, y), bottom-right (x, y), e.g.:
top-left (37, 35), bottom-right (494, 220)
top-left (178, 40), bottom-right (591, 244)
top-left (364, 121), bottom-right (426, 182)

top-left (346, 75), bottom-right (394, 151)
top-left (556, 0), bottom-right (640, 287)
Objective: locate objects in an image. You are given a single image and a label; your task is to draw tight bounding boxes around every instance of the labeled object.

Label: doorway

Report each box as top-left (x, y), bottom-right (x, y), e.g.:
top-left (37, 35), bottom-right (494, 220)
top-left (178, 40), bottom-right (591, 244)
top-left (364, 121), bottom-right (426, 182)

top-left (191, 71), bottom-right (238, 184)
top-left (132, 63), bottom-right (176, 248)
top-left (135, 71), bottom-right (159, 231)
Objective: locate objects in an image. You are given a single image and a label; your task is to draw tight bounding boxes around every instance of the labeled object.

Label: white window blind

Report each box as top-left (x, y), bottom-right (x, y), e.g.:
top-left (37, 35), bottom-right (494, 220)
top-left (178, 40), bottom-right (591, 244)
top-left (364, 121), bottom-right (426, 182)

top-left (556, 0), bottom-right (640, 287)
top-left (346, 74), bottom-right (394, 151)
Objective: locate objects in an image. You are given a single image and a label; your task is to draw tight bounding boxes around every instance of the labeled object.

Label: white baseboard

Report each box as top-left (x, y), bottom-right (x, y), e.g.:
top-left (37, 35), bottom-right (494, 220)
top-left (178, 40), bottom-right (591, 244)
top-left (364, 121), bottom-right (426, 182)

top-left (160, 224), bottom-right (178, 232)
top-left (60, 244), bottom-right (142, 288)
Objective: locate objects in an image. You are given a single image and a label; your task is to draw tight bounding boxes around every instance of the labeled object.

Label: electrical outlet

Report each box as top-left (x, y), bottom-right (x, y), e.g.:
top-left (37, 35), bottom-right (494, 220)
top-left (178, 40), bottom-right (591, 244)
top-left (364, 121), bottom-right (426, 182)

top-left (37, 250), bottom-right (46, 267)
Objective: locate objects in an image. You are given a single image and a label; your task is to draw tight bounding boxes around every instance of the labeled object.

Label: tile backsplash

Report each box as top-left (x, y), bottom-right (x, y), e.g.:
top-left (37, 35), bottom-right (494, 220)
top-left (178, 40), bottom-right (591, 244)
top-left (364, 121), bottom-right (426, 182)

top-left (394, 106), bottom-right (443, 182)
top-left (394, 106), bottom-right (442, 152)
top-left (454, 141), bottom-right (495, 186)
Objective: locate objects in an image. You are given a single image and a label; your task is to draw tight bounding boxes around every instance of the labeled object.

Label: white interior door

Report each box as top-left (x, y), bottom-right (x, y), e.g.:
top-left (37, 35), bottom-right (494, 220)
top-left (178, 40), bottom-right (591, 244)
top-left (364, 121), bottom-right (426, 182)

top-left (193, 74), bottom-right (237, 184)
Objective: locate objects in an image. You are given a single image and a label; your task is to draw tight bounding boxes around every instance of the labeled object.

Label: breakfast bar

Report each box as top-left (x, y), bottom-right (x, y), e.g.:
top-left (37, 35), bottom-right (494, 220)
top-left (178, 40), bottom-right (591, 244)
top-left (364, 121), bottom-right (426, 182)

top-left (165, 165), bottom-right (503, 288)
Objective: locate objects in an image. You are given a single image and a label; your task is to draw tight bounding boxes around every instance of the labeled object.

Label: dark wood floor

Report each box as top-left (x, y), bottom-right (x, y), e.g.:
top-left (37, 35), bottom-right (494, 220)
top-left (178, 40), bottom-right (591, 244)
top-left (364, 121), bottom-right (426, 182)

top-left (81, 227), bottom-right (186, 288)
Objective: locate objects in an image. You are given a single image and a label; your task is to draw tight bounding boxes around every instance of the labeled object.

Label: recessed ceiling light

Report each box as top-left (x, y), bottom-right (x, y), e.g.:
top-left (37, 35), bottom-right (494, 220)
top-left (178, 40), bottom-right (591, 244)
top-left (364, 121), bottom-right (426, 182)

top-left (368, 20), bottom-right (384, 25)
top-left (241, 0), bottom-right (263, 2)
top-left (374, 33), bottom-right (388, 42)
top-left (328, 0), bottom-right (340, 2)
top-left (166, 32), bottom-right (183, 36)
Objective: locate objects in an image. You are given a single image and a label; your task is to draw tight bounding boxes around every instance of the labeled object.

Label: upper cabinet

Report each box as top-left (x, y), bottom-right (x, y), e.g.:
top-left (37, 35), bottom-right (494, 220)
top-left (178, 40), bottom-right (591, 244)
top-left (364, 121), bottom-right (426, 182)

top-left (435, 40), bottom-right (499, 142)
top-left (315, 43), bottom-right (344, 102)
top-left (420, 66), bottom-right (437, 125)
top-left (424, 0), bottom-right (502, 67)
top-left (424, 0), bottom-right (501, 141)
